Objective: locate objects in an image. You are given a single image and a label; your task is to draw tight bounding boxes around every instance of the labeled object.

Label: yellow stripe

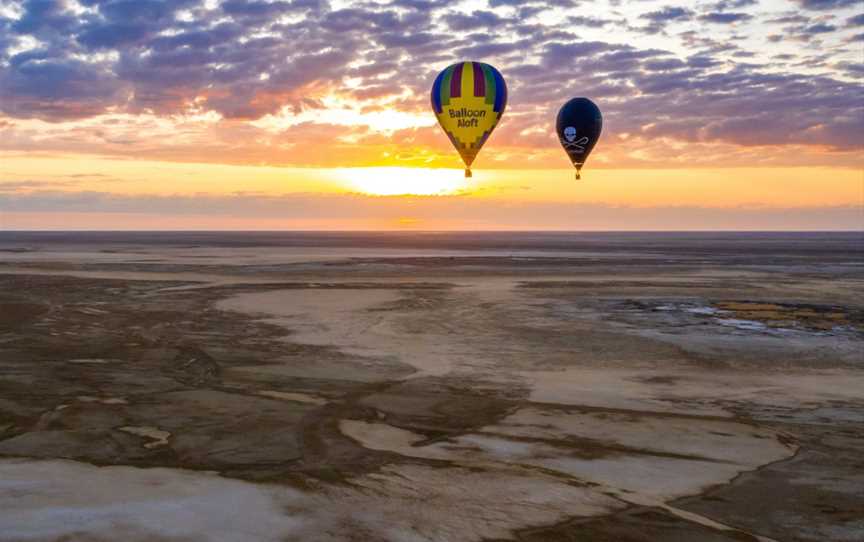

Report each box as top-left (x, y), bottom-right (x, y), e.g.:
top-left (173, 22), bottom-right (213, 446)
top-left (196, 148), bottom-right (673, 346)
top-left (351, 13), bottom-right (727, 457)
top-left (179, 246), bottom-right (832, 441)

top-left (461, 61), bottom-right (473, 99)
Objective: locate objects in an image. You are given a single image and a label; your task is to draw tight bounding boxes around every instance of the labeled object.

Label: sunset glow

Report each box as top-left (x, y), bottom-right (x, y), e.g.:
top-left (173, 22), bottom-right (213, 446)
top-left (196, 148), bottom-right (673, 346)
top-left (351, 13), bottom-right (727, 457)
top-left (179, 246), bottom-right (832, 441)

top-left (338, 168), bottom-right (469, 196)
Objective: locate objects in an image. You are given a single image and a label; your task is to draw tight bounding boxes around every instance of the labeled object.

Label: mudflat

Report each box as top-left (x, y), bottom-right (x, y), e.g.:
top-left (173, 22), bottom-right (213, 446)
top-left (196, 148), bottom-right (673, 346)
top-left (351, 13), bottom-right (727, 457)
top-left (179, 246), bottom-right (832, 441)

top-left (0, 232), bottom-right (862, 542)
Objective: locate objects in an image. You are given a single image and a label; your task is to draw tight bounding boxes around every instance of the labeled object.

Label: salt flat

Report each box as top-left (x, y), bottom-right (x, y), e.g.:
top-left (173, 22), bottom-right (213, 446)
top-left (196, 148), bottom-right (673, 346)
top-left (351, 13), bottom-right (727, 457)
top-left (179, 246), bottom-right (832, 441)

top-left (0, 232), bottom-right (862, 542)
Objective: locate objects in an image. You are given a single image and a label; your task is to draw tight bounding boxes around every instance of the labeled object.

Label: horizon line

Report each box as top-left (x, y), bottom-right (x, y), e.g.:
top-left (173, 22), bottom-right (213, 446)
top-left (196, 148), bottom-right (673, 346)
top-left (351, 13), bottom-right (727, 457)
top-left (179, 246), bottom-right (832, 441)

top-left (2, 229), bottom-right (862, 234)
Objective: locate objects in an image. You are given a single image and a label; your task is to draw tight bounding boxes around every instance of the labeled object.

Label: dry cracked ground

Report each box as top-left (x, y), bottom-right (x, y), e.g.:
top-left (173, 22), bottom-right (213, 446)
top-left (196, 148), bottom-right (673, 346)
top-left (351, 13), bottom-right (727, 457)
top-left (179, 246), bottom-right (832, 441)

top-left (0, 232), bottom-right (862, 542)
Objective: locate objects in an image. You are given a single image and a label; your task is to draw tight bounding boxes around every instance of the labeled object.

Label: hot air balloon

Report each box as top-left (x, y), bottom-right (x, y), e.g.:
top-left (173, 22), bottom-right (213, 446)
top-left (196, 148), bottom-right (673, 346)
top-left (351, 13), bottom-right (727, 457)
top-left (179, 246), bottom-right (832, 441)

top-left (431, 61), bottom-right (507, 177)
top-left (556, 98), bottom-right (602, 180)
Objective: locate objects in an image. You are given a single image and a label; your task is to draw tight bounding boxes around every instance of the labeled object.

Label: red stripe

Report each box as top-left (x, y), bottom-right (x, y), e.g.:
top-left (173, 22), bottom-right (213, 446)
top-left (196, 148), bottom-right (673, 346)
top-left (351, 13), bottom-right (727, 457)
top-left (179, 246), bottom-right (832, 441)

top-left (473, 62), bottom-right (485, 97)
top-left (450, 63), bottom-right (463, 98)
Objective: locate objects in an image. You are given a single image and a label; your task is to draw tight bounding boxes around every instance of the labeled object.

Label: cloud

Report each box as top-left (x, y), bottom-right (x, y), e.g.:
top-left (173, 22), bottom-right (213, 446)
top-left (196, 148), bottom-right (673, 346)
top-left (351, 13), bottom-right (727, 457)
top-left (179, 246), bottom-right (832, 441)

top-left (639, 6), bottom-right (693, 33)
top-left (804, 22), bottom-right (837, 33)
top-left (441, 10), bottom-right (506, 31)
top-left (0, 56), bottom-right (123, 120)
top-left (795, 0), bottom-right (860, 10)
top-left (11, 0), bottom-right (78, 36)
top-left (0, 179), bottom-right (77, 191)
top-left (221, 1), bottom-right (298, 19)
top-left (699, 12), bottom-right (753, 24)
top-left (781, 20), bottom-right (843, 42)
top-left (710, 0), bottom-right (758, 9)
top-left (568, 16), bottom-right (616, 28)
top-left (643, 7), bottom-right (693, 23)
top-left (847, 13), bottom-right (864, 26)
top-left (766, 14), bottom-right (809, 24)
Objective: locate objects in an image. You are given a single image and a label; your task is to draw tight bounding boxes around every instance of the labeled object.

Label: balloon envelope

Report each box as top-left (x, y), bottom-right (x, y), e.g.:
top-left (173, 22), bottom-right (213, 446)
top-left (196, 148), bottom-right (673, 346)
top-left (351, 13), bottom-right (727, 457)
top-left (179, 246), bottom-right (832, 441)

top-left (556, 98), bottom-right (602, 179)
top-left (431, 61), bottom-right (507, 177)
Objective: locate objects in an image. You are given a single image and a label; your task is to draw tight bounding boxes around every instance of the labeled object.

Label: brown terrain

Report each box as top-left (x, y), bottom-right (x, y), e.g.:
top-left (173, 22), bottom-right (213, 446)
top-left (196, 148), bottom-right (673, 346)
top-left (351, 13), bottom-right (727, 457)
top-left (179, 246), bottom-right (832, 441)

top-left (0, 232), bottom-right (862, 542)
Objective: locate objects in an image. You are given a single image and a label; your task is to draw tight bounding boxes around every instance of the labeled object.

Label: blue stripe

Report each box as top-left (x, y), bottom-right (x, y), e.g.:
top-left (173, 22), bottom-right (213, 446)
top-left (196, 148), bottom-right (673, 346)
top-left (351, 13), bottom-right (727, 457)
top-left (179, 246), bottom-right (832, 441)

top-left (491, 65), bottom-right (507, 113)
top-left (431, 69), bottom-right (444, 113)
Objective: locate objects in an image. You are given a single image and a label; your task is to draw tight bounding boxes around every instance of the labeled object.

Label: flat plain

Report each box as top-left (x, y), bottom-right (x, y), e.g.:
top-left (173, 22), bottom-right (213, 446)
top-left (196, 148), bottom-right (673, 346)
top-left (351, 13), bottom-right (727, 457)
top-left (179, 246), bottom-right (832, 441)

top-left (0, 232), bottom-right (862, 542)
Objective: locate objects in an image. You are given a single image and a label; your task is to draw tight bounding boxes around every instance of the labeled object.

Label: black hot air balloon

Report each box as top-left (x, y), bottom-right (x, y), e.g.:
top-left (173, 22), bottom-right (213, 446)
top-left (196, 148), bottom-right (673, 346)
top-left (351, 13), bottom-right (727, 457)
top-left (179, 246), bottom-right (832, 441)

top-left (556, 98), bottom-right (602, 180)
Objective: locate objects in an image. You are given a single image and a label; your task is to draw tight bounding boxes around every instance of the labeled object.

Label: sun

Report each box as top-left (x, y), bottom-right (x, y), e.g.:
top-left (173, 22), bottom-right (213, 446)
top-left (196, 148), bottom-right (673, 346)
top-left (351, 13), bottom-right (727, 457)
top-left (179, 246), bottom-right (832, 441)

top-left (336, 167), bottom-right (469, 196)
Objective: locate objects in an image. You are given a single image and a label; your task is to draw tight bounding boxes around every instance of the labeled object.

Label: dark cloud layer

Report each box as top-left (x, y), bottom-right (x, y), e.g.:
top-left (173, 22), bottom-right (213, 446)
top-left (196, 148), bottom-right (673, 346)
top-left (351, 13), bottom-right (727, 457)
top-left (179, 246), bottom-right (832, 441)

top-left (699, 12), bottom-right (753, 24)
top-left (847, 13), bottom-right (864, 26)
top-left (796, 0), bottom-right (860, 10)
top-left (0, 0), bottom-right (861, 156)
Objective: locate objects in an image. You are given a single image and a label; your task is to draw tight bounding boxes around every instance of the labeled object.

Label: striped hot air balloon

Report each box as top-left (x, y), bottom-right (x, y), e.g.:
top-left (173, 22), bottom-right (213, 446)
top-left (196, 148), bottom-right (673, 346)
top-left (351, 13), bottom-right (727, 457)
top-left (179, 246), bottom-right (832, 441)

top-left (431, 61), bottom-right (507, 177)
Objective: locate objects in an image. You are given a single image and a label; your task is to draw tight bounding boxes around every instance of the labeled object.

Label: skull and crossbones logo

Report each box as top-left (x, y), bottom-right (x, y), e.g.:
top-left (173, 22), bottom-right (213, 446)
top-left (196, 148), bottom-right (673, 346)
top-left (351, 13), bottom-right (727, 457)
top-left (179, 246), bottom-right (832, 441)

top-left (562, 126), bottom-right (589, 153)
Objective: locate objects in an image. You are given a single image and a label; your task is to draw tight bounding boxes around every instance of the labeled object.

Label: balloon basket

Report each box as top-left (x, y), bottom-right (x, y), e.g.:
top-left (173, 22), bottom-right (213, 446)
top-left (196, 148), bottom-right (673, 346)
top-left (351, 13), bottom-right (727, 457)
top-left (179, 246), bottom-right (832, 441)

top-left (465, 169), bottom-right (472, 178)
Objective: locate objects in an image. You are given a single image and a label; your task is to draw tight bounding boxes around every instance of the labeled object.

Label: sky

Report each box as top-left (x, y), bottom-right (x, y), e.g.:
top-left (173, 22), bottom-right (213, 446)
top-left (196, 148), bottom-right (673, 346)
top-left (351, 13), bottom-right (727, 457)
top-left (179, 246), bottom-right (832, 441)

top-left (0, 0), bottom-right (862, 230)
